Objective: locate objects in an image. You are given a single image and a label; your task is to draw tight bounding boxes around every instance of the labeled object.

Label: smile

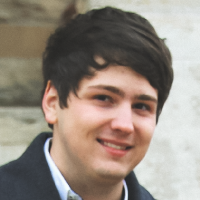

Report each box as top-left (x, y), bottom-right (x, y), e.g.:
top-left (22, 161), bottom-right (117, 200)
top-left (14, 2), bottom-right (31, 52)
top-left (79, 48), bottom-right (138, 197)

top-left (97, 139), bottom-right (132, 150)
top-left (103, 141), bottom-right (126, 150)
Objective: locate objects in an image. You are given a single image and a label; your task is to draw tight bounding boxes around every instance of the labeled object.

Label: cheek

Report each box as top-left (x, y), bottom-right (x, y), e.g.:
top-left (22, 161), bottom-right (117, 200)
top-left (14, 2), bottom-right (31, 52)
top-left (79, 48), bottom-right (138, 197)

top-left (62, 107), bottom-right (102, 144)
top-left (135, 118), bottom-right (156, 144)
top-left (72, 104), bottom-right (111, 127)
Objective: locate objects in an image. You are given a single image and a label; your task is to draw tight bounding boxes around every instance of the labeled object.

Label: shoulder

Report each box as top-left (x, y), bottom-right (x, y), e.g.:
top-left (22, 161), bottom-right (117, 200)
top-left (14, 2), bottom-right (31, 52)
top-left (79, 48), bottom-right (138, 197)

top-left (125, 171), bottom-right (155, 200)
top-left (0, 158), bottom-right (25, 199)
top-left (0, 132), bottom-right (53, 200)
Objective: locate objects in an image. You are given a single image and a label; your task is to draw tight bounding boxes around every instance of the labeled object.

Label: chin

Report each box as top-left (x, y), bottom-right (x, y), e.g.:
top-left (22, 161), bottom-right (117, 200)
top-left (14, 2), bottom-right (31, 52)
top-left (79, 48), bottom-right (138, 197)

top-left (94, 165), bottom-right (131, 183)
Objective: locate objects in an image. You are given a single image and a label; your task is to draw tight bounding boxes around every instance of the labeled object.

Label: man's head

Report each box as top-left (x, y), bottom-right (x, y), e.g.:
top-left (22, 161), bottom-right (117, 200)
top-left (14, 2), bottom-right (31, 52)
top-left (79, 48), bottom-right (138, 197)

top-left (41, 7), bottom-right (173, 187)
top-left (42, 6), bottom-right (173, 128)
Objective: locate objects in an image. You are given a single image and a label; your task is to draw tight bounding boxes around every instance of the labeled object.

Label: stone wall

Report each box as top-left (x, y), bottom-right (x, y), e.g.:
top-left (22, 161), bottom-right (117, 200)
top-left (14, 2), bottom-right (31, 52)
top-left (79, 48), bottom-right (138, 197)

top-left (0, 1), bottom-right (200, 199)
top-left (0, 0), bottom-right (89, 106)
top-left (0, 0), bottom-right (88, 26)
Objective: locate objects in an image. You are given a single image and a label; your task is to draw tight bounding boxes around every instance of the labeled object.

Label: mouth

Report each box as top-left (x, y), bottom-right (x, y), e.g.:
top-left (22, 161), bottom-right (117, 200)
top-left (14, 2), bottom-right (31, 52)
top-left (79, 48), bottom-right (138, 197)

top-left (97, 139), bottom-right (132, 151)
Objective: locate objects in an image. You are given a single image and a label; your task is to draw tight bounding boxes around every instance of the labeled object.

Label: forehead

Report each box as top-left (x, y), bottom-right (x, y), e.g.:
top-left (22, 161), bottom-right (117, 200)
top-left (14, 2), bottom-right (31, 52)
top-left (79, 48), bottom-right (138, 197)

top-left (78, 65), bottom-right (158, 99)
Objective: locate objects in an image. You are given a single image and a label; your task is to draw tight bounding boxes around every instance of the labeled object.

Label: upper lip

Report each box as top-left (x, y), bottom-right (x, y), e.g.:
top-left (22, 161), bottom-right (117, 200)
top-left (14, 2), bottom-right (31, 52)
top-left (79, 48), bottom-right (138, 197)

top-left (97, 138), bottom-right (134, 149)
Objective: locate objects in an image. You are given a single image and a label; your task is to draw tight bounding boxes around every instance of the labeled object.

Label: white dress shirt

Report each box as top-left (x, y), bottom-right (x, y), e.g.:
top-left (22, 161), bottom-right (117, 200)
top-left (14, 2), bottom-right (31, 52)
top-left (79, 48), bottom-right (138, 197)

top-left (44, 138), bottom-right (128, 200)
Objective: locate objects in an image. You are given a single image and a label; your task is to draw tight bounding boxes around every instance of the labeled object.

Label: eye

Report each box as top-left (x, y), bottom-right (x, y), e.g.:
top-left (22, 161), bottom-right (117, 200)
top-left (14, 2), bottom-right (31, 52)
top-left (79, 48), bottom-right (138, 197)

top-left (92, 94), bottom-right (115, 108)
top-left (133, 103), bottom-right (150, 111)
top-left (94, 95), bottom-right (112, 102)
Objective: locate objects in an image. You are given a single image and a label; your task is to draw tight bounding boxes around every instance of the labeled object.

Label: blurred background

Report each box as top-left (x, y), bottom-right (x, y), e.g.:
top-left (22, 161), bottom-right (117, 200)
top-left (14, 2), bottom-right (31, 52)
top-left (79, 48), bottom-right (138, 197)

top-left (0, 0), bottom-right (200, 199)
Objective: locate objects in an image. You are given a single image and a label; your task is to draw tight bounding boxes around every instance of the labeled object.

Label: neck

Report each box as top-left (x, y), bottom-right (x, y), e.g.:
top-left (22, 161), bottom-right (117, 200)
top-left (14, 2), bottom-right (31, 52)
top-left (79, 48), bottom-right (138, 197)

top-left (67, 176), bottom-right (124, 200)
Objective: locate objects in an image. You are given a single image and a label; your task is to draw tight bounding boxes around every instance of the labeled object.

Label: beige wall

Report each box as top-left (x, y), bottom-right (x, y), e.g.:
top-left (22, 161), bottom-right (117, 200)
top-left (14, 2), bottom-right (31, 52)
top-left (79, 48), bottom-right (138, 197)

top-left (0, 25), bottom-right (54, 57)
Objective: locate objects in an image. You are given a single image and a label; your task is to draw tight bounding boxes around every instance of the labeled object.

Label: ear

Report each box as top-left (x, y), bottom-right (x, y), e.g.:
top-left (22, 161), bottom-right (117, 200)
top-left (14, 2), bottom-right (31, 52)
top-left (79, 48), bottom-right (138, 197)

top-left (42, 81), bottom-right (59, 125)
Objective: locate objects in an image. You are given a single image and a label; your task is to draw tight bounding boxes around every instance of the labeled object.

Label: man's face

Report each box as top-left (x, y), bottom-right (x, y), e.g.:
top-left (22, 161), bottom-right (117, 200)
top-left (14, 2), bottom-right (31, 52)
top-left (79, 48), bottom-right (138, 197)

top-left (47, 65), bottom-right (157, 183)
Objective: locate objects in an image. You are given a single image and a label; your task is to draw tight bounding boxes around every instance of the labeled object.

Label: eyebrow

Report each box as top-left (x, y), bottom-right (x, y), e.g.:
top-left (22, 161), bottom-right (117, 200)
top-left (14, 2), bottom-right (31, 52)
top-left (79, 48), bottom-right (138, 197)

top-left (88, 85), bottom-right (125, 97)
top-left (88, 85), bottom-right (157, 103)
top-left (135, 94), bottom-right (157, 103)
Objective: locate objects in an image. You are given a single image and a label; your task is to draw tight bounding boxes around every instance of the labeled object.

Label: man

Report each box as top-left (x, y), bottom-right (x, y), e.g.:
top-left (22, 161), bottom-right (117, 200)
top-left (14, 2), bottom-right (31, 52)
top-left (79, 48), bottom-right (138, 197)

top-left (0, 7), bottom-right (173, 200)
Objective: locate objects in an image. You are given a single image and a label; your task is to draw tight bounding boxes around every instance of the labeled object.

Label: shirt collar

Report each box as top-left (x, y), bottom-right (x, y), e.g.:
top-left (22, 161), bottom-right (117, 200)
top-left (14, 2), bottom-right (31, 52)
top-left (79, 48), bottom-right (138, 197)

top-left (44, 137), bottom-right (128, 200)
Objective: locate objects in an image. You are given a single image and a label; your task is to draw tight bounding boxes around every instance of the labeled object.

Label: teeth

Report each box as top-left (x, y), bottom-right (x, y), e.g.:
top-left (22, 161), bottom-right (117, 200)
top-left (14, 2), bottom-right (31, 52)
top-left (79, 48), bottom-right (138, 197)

top-left (103, 142), bottom-right (126, 150)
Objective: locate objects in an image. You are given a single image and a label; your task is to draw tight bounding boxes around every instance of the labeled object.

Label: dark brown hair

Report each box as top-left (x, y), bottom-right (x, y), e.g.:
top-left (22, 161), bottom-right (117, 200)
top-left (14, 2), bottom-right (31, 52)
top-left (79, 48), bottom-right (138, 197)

top-left (42, 7), bottom-right (173, 127)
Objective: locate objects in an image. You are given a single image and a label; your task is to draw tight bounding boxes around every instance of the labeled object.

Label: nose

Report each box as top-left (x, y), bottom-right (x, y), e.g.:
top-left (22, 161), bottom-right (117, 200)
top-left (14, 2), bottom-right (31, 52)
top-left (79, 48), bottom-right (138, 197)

top-left (110, 104), bottom-right (134, 134)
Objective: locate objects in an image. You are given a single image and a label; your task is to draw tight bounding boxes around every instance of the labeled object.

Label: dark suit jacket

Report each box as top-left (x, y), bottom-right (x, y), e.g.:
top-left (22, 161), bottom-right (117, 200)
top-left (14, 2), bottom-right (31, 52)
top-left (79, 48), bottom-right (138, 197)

top-left (0, 132), bottom-right (155, 200)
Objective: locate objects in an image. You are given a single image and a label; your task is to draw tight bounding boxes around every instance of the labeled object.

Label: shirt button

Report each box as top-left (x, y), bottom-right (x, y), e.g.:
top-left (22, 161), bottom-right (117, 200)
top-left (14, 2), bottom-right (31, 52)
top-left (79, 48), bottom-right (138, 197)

top-left (67, 190), bottom-right (81, 200)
